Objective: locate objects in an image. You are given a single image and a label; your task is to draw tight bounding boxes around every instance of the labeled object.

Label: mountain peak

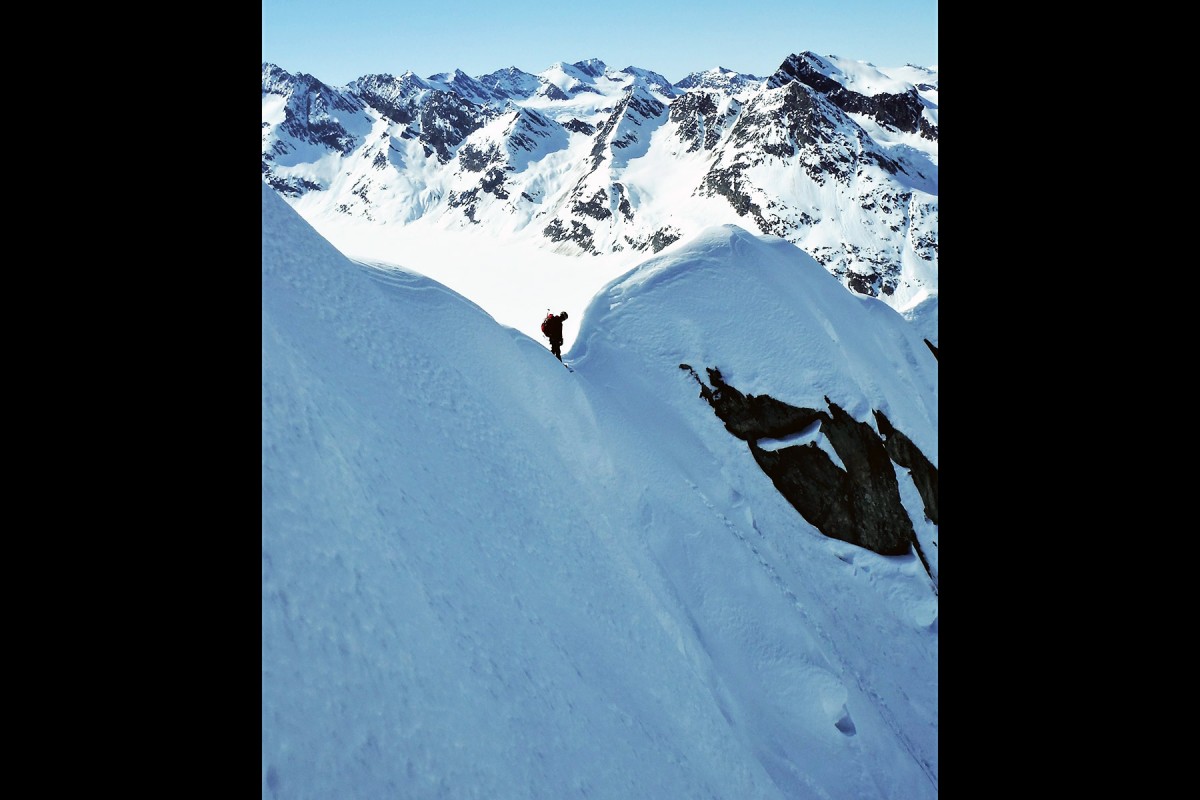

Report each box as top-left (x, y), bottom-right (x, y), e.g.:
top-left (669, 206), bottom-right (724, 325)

top-left (570, 58), bottom-right (608, 77)
top-left (262, 51), bottom-right (938, 322)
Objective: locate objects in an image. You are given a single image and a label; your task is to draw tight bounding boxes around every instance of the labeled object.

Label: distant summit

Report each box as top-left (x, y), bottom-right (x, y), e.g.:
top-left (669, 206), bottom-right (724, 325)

top-left (262, 51), bottom-right (938, 313)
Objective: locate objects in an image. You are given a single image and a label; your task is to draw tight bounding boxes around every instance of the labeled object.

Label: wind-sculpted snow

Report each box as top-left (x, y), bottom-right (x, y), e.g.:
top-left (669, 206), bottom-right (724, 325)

top-left (572, 225), bottom-right (937, 466)
top-left (263, 185), bottom-right (938, 799)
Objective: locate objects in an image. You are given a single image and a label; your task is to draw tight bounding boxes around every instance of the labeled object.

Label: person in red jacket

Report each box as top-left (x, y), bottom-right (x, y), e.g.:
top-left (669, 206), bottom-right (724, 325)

top-left (540, 311), bottom-right (569, 361)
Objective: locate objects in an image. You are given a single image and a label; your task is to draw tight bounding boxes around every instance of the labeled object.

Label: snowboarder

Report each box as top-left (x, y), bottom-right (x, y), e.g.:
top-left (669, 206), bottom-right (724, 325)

top-left (540, 311), bottom-right (569, 361)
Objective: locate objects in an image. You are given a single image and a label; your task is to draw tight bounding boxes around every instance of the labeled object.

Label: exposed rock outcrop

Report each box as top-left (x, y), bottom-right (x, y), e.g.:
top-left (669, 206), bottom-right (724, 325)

top-left (681, 364), bottom-right (937, 586)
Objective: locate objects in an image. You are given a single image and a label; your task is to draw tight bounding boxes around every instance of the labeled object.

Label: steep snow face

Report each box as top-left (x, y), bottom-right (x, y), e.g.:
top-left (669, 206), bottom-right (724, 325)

top-left (262, 182), bottom-right (938, 800)
top-left (574, 224), bottom-right (937, 463)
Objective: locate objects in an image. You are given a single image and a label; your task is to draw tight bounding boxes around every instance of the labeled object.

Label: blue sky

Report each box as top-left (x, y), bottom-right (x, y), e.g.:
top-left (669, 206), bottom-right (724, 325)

top-left (262, 0), bottom-right (938, 86)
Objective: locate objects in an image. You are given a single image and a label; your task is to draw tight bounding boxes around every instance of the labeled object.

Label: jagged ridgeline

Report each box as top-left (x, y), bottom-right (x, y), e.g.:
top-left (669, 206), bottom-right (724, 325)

top-left (261, 53), bottom-right (938, 309)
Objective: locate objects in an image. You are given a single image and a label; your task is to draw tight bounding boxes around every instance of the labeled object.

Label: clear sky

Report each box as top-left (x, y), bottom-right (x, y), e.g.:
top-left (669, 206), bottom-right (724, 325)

top-left (262, 0), bottom-right (938, 86)
top-left (262, 181), bottom-right (939, 797)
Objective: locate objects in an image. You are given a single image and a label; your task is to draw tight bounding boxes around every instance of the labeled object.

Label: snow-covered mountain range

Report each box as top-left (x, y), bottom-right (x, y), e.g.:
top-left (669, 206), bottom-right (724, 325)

top-left (261, 52), bottom-right (938, 316)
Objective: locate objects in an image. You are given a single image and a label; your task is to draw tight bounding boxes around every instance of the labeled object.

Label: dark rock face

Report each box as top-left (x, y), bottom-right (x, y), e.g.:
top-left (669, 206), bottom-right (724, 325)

top-left (621, 225), bottom-right (682, 253)
top-left (768, 52), bottom-right (935, 140)
top-left (262, 66), bottom-right (364, 156)
top-left (543, 218), bottom-right (595, 251)
top-left (614, 183), bottom-right (634, 221)
top-left (719, 81), bottom-right (849, 176)
top-left (417, 91), bottom-right (488, 163)
top-left (616, 66), bottom-right (678, 98)
top-left (873, 410), bottom-right (938, 525)
top-left (453, 108), bottom-right (561, 203)
top-left (692, 74), bottom-right (921, 297)
top-left (571, 188), bottom-right (613, 221)
top-left (680, 365), bottom-right (937, 584)
top-left (698, 81), bottom-right (870, 235)
top-left (458, 142), bottom-right (501, 173)
top-left (262, 170), bottom-right (323, 198)
top-left (351, 74), bottom-right (420, 126)
top-left (506, 108), bottom-right (557, 153)
top-left (476, 66), bottom-right (543, 102)
top-left (669, 90), bottom-right (736, 153)
top-left (571, 59), bottom-right (606, 78)
top-left (480, 168), bottom-right (509, 198)
top-left (648, 226), bottom-right (682, 252)
top-left (446, 187), bottom-right (480, 222)
top-left (563, 118), bottom-right (596, 135)
top-left (624, 90), bottom-right (667, 123)
top-left (336, 74), bottom-right (492, 165)
top-left (701, 165), bottom-right (764, 219)
top-left (588, 88), bottom-right (666, 168)
top-left (437, 69), bottom-right (500, 105)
